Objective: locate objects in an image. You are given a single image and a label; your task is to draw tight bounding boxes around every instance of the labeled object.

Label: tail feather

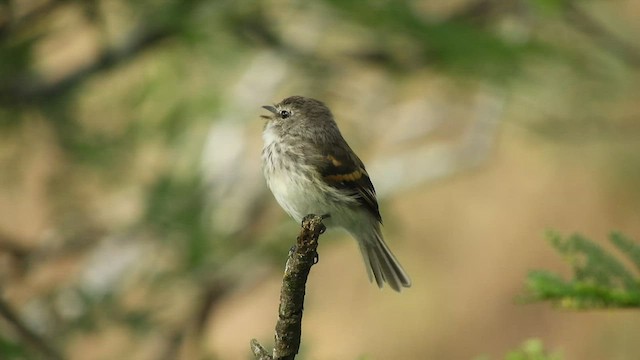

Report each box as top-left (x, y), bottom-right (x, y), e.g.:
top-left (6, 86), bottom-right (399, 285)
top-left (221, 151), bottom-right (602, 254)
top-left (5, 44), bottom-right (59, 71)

top-left (356, 228), bottom-right (411, 292)
top-left (360, 243), bottom-right (384, 287)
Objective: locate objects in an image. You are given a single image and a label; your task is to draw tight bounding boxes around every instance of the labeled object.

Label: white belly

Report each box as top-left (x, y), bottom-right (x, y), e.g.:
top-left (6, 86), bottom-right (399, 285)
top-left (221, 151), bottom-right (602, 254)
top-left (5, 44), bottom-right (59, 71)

top-left (267, 169), bottom-right (324, 222)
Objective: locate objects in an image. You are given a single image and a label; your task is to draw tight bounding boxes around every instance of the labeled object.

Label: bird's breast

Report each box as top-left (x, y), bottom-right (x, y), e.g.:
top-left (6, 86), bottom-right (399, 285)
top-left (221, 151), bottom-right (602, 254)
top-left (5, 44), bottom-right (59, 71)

top-left (262, 142), bottom-right (320, 221)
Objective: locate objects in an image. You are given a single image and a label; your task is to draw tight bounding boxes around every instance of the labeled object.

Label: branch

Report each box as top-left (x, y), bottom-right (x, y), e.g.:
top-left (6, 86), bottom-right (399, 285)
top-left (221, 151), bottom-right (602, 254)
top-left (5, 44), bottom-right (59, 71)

top-left (250, 214), bottom-right (327, 360)
top-left (0, 0), bottom-right (68, 41)
top-left (0, 231), bottom-right (31, 260)
top-left (0, 297), bottom-right (64, 360)
top-left (565, 1), bottom-right (640, 67)
top-left (0, 26), bottom-right (173, 105)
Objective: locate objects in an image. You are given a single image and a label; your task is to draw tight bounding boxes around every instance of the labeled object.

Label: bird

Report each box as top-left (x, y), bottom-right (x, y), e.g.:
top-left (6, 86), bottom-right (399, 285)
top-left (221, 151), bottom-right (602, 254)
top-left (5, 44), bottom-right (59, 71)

top-left (261, 95), bottom-right (411, 292)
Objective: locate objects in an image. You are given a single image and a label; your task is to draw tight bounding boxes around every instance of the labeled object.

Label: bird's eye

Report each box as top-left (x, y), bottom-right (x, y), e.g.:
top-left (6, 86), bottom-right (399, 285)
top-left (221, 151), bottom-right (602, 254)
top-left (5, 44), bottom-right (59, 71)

top-left (280, 110), bottom-right (291, 119)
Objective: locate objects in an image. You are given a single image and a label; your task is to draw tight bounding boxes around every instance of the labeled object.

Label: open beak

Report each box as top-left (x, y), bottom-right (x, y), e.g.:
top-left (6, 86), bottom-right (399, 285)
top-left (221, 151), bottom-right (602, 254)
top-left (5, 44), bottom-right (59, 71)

top-left (260, 105), bottom-right (278, 120)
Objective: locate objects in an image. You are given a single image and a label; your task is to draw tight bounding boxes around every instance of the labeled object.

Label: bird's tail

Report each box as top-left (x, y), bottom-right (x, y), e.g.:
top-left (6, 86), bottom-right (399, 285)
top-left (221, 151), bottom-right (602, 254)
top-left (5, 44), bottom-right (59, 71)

top-left (355, 225), bottom-right (411, 292)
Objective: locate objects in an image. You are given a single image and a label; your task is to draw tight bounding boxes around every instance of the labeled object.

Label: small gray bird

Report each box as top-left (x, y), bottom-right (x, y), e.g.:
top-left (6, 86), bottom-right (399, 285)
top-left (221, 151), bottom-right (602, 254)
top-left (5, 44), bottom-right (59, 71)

top-left (261, 95), bottom-right (411, 292)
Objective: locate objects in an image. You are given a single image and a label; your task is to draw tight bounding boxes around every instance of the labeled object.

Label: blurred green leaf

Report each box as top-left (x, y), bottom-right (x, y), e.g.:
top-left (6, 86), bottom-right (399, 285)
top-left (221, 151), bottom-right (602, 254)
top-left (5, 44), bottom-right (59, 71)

top-left (505, 339), bottom-right (563, 360)
top-left (144, 174), bottom-right (211, 269)
top-left (523, 232), bottom-right (640, 309)
top-left (323, 0), bottom-right (544, 78)
top-left (0, 336), bottom-right (30, 360)
top-left (526, 0), bottom-right (568, 15)
top-left (0, 35), bottom-right (37, 81)
top-left (610, 232), bottom-right (640, 272)
top-left (475, 338), bottom-right (563, 360)
top-left (549, 232), bottom-right (639, 291)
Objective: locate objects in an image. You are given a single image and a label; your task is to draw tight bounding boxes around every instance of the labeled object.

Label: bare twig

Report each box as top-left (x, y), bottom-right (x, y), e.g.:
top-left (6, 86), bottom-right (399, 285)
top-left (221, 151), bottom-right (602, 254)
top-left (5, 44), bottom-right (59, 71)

top-left (250, 339), bottom-right (273, 360)
top-left (0, 231), bottom-right (31, 260)
top-left (0, 0), bottom-right (68, 41)
top-left (0, 297), bottom-right (64, 360)
top-left (250, 214), bottom-right (327, 360)
top-left (0, 26), bottom-right (172, 105)
top-left (565, 1), bottom-right (640, 67)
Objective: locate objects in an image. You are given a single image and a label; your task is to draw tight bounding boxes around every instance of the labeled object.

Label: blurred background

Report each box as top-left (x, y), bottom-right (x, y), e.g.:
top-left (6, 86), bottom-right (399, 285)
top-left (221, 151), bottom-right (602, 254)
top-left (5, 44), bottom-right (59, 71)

top-left (1, 0), bottom-right (640, 359)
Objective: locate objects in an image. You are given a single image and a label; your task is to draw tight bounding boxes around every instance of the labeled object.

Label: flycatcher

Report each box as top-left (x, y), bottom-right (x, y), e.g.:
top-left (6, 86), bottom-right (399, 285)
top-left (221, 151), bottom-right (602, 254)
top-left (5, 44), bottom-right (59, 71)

top-left (261, 96), bottom-right (411, 292)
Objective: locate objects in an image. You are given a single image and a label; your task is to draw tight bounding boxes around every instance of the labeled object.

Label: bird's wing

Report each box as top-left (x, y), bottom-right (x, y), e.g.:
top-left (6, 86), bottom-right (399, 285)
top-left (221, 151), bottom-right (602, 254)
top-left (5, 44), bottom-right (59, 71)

top-left (316, 143), bottom-right (382, 223)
